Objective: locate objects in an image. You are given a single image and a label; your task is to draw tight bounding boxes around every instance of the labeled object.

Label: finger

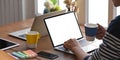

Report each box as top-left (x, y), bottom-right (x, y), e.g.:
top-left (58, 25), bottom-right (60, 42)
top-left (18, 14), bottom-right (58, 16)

top-left (63, 42), bottom-right (67, 48)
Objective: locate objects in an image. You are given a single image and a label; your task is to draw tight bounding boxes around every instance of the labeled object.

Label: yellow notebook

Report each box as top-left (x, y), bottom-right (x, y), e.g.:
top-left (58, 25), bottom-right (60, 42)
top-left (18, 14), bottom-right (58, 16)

top-left (0, 50), bottom-right (16, 60)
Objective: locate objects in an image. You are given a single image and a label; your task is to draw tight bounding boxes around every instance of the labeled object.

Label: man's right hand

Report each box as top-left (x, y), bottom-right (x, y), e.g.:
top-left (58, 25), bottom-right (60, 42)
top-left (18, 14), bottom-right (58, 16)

top-left (63, 38), bottom-right (80, 52)
top-left (96, 24), bottom-right (106, 39)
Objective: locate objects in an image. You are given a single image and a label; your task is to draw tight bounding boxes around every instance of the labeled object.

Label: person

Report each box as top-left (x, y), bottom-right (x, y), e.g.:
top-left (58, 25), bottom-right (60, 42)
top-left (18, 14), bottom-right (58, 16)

top-left (63, 0), bottom-right (120, 60)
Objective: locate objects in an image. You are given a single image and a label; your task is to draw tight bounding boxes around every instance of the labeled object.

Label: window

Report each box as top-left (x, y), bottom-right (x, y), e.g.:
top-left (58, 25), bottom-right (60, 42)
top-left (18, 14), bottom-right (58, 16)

top-left (36, 0), bottom-right (110, 28)
top-left (59, 0), bottom-right (76, 10)
top-left (116, 7), bottom-right (120, 16)
top-left (36, 0), bottom-right (66, 15)
top-left (87, 0), bottom-right (109, 27)
top-left (58, 0), bottom-right (66, 10)
top-left (35, 0), bottom-right (46, 15)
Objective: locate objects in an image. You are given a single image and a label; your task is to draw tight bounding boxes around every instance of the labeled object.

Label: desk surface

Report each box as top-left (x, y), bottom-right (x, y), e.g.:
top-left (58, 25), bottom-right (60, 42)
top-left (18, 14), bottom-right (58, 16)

top-left (0, 19), bottom-right (86, 60)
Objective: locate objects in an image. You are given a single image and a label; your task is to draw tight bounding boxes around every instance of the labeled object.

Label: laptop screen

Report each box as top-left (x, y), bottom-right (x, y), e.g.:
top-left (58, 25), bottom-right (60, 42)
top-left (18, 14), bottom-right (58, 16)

top-left (44, 12), bottom-right (83, 47)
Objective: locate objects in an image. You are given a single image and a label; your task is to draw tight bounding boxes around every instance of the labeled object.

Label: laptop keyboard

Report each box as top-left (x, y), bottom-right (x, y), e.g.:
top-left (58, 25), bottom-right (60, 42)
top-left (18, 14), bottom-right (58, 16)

top-left (58, 46), bottom-right (66, 50)
top-left (57, 45), bottom-right (73, 54)
top-left (78, 39), bottom-right (93, 47)
top-left (55, 39), bottom-right (102, 54)
top-left (57, 39), bottom-right (93, 51)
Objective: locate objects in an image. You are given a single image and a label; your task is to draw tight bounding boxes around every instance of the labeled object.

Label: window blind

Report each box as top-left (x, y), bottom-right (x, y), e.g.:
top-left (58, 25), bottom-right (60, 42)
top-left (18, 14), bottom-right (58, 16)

top-left (0, 0), bottom-right (23, 26)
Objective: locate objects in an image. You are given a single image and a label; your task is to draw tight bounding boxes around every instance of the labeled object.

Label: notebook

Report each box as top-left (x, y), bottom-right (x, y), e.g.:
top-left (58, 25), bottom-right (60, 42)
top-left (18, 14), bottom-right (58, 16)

top-left (44, 11), bottom-right (103, 54)
top-left (9, 10), bottom-right (66, 40)
top-left (0, 50), bottom-right (16, 60)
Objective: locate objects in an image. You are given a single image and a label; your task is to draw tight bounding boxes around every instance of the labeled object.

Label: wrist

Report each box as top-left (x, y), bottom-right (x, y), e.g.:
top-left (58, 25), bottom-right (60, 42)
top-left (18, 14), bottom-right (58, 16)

top-left (71, 46), bottom-right (88, 60)
top-left (71, 46), bottom-right (81, 52)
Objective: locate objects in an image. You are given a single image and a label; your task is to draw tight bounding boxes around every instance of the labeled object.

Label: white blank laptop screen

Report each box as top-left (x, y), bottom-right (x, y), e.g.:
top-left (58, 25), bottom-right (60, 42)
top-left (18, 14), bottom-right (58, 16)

top-left (44, 12), bottom-right (83, 46)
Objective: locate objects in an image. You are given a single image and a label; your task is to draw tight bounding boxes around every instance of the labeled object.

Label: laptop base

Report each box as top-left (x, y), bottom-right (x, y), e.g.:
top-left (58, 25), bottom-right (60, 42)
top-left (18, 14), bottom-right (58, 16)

top-left (54, 39), bottom-right (102, 54)
top-left (9, 28), bottom-right (31, 40)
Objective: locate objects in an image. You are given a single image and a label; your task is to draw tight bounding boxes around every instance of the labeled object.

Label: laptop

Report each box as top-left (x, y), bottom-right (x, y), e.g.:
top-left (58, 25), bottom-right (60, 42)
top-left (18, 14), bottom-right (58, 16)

top-left (44, 11), bottom-right (103, 54)
top-left (9, 10), bottom-right (66, 40)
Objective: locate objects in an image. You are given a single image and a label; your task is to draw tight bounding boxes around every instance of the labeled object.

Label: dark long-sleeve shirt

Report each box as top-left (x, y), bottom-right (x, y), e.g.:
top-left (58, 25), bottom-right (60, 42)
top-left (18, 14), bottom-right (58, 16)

top-left (85, 15), bottom-right (120, 60)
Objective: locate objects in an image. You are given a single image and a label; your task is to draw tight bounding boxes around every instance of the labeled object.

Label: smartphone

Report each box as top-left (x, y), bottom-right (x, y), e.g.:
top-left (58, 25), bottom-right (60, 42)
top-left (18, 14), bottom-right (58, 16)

top-left (37, 51), bottom-right (59, 59)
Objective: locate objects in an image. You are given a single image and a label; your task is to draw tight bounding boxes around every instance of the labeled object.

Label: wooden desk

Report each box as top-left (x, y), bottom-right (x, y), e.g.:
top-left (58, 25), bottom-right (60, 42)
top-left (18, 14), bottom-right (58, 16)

top-left (0, 19), bottom-right (79, 60)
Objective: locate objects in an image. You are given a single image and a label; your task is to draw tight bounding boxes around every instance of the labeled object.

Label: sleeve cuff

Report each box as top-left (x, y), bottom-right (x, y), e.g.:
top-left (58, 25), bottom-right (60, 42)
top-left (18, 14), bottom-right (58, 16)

top-left (84, 55), bottom-right (90, 60)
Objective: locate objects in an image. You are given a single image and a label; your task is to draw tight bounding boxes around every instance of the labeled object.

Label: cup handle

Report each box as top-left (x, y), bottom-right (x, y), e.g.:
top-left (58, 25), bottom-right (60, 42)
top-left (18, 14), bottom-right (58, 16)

top-left (37, 33), bottom-right (41, 39)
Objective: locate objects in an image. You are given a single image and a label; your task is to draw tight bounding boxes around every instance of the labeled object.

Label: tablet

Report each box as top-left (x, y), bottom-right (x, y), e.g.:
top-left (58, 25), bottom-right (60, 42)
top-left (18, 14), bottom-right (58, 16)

top-left (0, 38), bottom-right (20, 50)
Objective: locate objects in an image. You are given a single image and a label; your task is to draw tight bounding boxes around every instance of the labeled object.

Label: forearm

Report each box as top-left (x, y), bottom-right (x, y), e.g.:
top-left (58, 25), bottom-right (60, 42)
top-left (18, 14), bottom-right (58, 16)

top-left (72, 47), bottom-right (88, 60)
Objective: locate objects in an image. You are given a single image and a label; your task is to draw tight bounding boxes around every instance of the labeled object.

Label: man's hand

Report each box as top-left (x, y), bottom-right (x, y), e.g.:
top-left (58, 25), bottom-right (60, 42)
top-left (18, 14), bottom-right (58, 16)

top-left (64, 39), bottom-right (88, 60)
top-left (64, 38), bottom-right (80, 51)
top-left (96, 24), bottom-right (106, 39)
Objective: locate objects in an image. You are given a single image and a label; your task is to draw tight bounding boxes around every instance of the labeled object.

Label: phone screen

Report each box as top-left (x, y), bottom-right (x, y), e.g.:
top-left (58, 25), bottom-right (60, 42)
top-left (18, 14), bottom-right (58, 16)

top-left (37, 51), bottom-right (58, 59)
